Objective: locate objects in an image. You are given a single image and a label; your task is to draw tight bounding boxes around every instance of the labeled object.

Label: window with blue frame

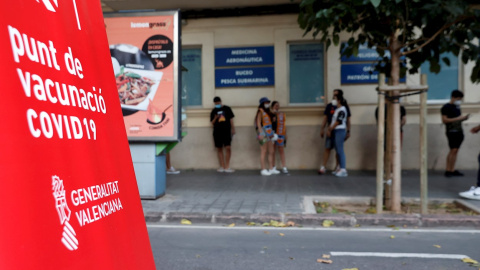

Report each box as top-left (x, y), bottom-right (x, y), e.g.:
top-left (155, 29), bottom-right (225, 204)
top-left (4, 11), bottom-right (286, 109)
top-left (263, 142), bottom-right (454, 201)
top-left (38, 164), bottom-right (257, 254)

top-left (289, 43), bottom-right (325, 104)
top-left (181, 48), bottom-right (202, 106)
top-left (420, 52), bottom-right (458, 100)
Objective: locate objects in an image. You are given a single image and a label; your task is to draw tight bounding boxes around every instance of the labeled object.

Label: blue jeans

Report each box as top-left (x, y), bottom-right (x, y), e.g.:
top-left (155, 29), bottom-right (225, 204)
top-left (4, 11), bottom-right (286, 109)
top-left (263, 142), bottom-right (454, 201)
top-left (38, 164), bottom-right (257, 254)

top-left (333, 129), bottom-right (346, 169)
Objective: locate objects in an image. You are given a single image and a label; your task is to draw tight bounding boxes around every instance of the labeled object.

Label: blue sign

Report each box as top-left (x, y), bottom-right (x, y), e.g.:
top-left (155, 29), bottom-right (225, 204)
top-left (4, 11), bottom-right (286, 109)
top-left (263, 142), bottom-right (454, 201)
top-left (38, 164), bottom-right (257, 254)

top-left (341, 63), bottom-right (405, 84)
top-left (215, 46), bottom-right (274, 67)
top-left (215, 67), bottom-right (274, 87)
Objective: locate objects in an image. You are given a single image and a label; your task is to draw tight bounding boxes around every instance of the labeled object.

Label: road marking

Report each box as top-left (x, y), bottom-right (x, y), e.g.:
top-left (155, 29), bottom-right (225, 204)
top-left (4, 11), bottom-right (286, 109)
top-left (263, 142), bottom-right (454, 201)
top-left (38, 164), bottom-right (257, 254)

top-left (146, 224), bottom-right (480, 234)
top-left (330, 252), bottom-right (469, 259)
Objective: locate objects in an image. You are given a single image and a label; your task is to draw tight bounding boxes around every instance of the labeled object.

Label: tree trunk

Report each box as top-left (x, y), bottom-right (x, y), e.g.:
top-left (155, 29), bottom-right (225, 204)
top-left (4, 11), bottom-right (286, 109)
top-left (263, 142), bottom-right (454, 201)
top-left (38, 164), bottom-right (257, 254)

top-left (389, 35), bottom-right (402, 213)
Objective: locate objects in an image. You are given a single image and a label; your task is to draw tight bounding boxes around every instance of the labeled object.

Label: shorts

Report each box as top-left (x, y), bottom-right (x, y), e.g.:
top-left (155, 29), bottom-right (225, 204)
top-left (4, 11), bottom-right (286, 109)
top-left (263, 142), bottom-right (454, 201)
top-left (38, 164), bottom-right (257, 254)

top-left (213, 132), bottom-right (231, 148)
top-left (325, 134), bottom-right (335, 149)
top-left (446, 132), bottom-right (464, 149)
top-left (275, 135), bottom-right (286, 147)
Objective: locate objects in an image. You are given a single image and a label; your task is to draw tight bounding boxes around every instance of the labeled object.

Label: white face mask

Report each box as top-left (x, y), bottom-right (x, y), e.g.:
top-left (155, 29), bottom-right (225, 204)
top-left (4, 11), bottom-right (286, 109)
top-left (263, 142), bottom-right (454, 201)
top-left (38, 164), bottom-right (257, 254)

top-left (454, 100), bottom-right (462, 106)
top-left (331, 99), bottom-right (338, 106)
top-left (264, 104), bottom-right (270, 109)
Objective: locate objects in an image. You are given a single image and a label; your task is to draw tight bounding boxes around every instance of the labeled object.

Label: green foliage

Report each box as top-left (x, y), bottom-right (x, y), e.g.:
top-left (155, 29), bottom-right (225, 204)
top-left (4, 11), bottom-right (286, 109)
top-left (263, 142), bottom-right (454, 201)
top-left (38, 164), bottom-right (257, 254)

top-left (297, 0), bottom-right (480, 83)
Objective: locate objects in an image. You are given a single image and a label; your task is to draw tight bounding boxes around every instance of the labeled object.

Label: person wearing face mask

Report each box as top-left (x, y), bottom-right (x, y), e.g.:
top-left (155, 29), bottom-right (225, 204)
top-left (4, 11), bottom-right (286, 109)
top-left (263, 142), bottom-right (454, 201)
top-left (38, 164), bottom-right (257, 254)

top-left (441, 90), bottom-right (469, 177)
top-left (210, 96), bottom-right (235, 173)
top-left (255, 97), bottom-right (279, 176)
top-left (271, 101), bottom-right (288, 174)
top-left (327, 93), bottom-right (348, 177)
top-left (319, 89), bottom-right (351, 175)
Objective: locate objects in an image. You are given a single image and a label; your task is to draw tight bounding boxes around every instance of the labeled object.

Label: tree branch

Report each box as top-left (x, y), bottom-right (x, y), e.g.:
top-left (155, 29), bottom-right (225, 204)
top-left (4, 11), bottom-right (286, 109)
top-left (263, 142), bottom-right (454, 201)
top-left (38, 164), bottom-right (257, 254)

top-left (402, 15), bottom-right (472, 56)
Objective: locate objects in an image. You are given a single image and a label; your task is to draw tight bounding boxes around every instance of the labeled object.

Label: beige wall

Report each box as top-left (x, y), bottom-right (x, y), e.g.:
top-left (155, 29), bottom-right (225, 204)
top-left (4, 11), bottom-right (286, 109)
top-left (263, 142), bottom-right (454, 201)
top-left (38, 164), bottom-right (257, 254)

top-left (170, 14), bottom-right (480, 171)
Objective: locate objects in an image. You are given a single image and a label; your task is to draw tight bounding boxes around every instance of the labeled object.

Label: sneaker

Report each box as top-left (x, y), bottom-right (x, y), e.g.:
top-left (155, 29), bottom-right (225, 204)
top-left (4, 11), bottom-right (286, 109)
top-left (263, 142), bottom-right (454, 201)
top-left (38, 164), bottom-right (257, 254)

top-left (318, 166), bottom-right (326, 175)
top-left (217, 168), bottom-right (225, 173)
top-left (166, 167), bottom-right (180, 174)
top-left (332, 166), bottom-right (341, 175)
top-left (444, 171), bottom-right (453, 177)
top-left (261, 169), bottom-right (271, 176)
top-left (452, 170), bottom-right (464, 176)
top-left (335, 169), bottom-right (348, 177)
top-left (282, 167), bottom-right (289, 174)
top-left (269, 168), bottom-right (280, 174)
top-left (224, 168), bottom-right (235, 173)
top-left (459, 186), bottom-right (480, 200)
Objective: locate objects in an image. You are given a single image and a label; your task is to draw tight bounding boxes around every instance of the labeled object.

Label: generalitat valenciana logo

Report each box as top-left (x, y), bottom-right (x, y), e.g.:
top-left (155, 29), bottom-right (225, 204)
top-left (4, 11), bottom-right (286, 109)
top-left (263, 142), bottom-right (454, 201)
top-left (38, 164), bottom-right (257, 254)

top-left (52, 175), bottom-right (79, 251)
top-left (36, 0), bottom-right (58, 12)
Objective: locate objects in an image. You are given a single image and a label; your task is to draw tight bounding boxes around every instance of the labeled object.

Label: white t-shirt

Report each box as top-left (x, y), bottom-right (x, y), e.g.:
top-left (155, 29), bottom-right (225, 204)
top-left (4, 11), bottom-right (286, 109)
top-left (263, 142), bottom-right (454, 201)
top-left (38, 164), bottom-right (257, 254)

top-left (330, 106), bottom-right (347, 130)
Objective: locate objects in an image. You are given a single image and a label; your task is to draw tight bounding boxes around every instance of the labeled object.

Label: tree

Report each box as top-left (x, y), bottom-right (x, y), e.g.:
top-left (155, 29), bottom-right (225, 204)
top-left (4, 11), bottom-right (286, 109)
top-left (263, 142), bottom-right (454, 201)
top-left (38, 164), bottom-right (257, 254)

top-left (297, 0), bottom-right (480, 212)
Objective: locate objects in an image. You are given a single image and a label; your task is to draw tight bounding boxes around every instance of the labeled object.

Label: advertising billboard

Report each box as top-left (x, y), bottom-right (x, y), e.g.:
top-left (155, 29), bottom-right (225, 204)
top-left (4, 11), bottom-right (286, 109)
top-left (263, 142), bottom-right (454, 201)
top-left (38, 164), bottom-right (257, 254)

top-left (104, 11), bottom-right (181, 141)
top-left (0, 1), bottom-right (155, 269)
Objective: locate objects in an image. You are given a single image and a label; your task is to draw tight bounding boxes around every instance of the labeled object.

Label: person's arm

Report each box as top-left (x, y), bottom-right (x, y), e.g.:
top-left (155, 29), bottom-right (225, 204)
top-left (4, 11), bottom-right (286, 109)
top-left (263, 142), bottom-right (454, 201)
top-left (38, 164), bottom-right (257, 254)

top-left (211, 113), bottom-right (219, 126)
top-left (345, 117), bottom-right (351, 140)
top-left (401, 115), bottom-right (406, 127)
top-left (441, 114), bottom-right (468, 124)
top-left (256, 110), bottom-right (262, 132)
top-left (471, 125), bottom-right (480, 134)
top-left (320, 115), bottom-right (327, 138)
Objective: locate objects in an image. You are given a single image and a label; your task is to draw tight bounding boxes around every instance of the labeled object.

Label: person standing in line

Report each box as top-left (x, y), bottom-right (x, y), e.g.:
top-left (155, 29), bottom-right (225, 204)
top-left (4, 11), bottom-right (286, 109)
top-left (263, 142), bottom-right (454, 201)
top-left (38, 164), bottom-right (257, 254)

top-left (319, 89), bottom-right (351, 174)
top-left (210, 96), bottom-right (235, 173)
top-left (255, 97), bottom-right (279, 176)
top-left (459, 124), bottom-right (480, 200)
top-left (441, 90), bottom-right (469, 177)
top-left (271, 101), bottom-right (288, 174)
top-left (327, 93), bottom-right (348, 177)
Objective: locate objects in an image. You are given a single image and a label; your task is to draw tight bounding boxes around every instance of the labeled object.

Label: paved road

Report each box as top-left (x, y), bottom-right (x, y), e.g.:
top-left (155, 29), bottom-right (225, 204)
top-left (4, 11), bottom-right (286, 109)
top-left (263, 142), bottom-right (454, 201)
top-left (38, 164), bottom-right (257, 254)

top-left (147, 225), bottom-right (480, 270)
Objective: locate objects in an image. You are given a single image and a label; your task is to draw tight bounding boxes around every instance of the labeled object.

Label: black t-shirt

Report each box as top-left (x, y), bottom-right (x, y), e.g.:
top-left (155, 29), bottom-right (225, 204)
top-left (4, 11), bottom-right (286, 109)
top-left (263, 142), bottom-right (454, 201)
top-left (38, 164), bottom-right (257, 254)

top-left (324, 103), bottom-right (351, 124)
top-left (441, 103), bottom-right (462, 132)
top-left (210, 105), bottom-right (234, 133)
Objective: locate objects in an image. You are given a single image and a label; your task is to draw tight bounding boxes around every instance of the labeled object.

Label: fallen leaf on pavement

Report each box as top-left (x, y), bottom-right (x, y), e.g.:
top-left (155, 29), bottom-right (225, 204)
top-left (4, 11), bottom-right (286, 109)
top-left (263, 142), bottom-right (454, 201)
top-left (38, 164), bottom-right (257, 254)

top-left (195, 254), bottom-right (201, 258)
top-left (279, 233), bottom-right (285, 236)
top-left (286, 221), bottom-right (296, 227)
top-left (462, 257), bottom-right (478, 264)
top-left (246, 222), bottom-right (256, 226)
top-left (342, 268), bottom-right (359, 270)
top-left (316, 259), bottom-right (333, 264)
top-left (180, 219), bottom-right (192, 225)
top-left (390, 235), bottom-right (395, 239)
top-left (322, 220), bottom-right (334, 227)
top-left (433, 245), bottom-right (441, 248)
top-left (289, 257), bottom-right (294, 260)
top-left (227, 223), bottom-right (235, 227)
top-left (262, 222), bottom-right (271, 226)
top-left (264, 231), bottom-right (270, 234)
top-left (322, 254), bottom-right (331, 259)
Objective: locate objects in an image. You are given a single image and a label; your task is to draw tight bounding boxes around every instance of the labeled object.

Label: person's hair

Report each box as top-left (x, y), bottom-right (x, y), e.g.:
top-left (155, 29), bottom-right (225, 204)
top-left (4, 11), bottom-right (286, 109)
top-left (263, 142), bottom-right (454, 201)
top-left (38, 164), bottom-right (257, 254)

top-left (451, 90), bottom-right (464, 98)
top-left (271, 101), bottom-right (279, 109)
top-left (335, 92), bottom-right (346, 106)
top-left (213, 96), bottom-right (221, 102)
top-left (333, 89), bottom-right (348, 107)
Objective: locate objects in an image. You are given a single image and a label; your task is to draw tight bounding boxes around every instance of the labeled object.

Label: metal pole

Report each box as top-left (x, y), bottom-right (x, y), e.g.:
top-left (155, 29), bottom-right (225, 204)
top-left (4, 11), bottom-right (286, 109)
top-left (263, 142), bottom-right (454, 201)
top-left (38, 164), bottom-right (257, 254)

top-left (420, 74), bottom-right (428, 214)
top-left (376, 74), bottom-right (386, 214)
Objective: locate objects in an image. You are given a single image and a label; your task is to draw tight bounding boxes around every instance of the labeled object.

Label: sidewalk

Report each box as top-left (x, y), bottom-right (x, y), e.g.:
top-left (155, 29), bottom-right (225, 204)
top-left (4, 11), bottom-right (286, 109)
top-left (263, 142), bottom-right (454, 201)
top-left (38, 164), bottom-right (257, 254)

top-left (142, 170), bottom-right (480, 228)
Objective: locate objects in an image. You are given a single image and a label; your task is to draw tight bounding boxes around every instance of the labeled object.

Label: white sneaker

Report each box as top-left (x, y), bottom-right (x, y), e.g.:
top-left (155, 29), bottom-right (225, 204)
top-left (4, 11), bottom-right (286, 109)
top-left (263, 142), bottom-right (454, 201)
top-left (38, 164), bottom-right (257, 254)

top-left (261, 169), bottom-right (271, 176)
top-left (217, 168), bottom-right (225, 173)
top-left (318, 166), bottom-right (326, 175)
top-left (332, 166), bottom-right (340, 175)
top-left (282, 167), bottom-right (289, 174)
top-left (335, 169), bottom-right (348, 177)
top-left (166, 167), bottom-right (180, 174)
top-left (224, 168), bottom-right (235, 173)
top-left (269, 168), bottom-right (280, 174)
top-left (459, 186), bottom-right (480, 200)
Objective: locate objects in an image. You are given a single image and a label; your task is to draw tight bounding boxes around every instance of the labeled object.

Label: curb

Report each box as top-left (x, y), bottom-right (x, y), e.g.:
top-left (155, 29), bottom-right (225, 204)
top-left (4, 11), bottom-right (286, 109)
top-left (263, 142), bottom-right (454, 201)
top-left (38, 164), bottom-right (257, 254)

top-left (144, 211), bottom-right (480, 228)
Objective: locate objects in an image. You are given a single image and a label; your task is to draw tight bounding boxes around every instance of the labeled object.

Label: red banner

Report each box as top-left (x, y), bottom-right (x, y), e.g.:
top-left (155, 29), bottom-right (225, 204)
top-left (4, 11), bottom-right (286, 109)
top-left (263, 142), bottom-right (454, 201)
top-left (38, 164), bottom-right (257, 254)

top-left (0, 1), bottom-right (155, 269)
